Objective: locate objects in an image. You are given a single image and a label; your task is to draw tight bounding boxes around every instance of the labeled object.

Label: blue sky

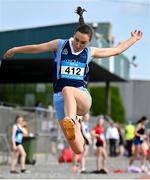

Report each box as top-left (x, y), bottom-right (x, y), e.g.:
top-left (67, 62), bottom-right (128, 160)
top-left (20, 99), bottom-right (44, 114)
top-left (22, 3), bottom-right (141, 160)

top-left (0, 0), bottom-right (150, 80)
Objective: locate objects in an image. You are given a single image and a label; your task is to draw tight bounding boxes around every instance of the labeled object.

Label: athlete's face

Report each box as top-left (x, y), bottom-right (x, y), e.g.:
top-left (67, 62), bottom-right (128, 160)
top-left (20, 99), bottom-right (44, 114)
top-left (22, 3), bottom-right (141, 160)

top-left (142, 119), bottom-right (148, 125)
top-left (72, 31), bottom-right (90, 52)
top-left (16, 117), bottom-right (24, 125)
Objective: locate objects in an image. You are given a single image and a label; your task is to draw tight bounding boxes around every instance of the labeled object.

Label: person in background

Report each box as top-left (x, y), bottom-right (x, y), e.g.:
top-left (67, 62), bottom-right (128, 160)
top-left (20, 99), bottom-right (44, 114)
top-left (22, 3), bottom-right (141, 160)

top-left (91, 115), bottom-right (108, 174)
top-left (49, 121), bottom-right (59, 155)
top-left (106, 122), bottom-right (119, 157)
top-left (48, 104), bottom-right (54, 120)
top-left (128, 116), bottom-right (148, 172)
top-left (117, 125), bottom-right (125, 156)
top-left (80, 113), bottom-right (92, 173)
top-left (72, 152), bottom-right (81, 172)
top-left (125, 121), bottom-right (135, 157)
top-left (4, 6), bottom-right (143, 155)
top-left (10, 115), bottom-right (28, 174)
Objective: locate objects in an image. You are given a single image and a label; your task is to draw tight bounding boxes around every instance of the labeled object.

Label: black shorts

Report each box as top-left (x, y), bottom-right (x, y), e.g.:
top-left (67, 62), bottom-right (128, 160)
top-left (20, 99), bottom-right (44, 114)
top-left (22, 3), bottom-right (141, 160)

top-left (84, 138), bottom-right (90, 145)
top-left (96, 140), bottom-right (103, 147)
top-left (16, 142), bottom-right (21, 146)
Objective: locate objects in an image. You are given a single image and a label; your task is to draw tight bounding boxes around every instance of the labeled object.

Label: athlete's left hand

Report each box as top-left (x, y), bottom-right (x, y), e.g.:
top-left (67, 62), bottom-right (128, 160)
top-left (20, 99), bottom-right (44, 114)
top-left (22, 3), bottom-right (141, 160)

top-left (131, 30), bottom-right (143, 41)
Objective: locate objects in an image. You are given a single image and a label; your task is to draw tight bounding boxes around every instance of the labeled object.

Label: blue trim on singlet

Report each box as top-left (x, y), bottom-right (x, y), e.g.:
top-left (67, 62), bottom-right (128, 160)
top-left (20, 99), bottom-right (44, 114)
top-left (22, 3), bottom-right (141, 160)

top-left (87, 47), bottom-right (92, 64)
top-left (55, 39), bottom-right (67, 79)
top-left (83, 46), bottom-right (91, 79)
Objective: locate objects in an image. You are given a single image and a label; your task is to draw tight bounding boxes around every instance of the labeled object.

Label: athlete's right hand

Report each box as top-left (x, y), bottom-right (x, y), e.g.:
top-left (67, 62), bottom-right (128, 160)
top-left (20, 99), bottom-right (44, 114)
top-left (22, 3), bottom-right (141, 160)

top-left (3, 48), bottom-right (15, 59)
top-left (13, 145), bottom-right (17, 151)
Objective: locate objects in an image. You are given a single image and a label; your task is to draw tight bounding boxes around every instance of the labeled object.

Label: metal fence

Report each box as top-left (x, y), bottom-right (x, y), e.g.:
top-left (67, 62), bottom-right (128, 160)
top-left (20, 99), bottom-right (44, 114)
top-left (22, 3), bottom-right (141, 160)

top-left (0, 105), bottom-right (102, 165)
top-left (0, 105), bottom-right (64, 164)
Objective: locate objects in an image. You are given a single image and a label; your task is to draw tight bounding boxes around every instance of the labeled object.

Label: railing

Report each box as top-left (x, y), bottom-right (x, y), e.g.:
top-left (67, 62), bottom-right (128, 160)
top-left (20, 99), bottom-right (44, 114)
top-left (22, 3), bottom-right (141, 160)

top-left (0, 105), bottom-right (106, 165)
top-left (0, 105), bottom-right (63, 164)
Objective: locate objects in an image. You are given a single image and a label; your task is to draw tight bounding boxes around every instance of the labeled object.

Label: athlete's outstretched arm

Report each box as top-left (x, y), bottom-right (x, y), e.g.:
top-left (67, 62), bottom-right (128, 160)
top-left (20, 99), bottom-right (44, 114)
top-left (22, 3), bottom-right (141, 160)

top-left (3, 39), bottom-right (59, 59)
top-left (91, 30), bottom-right (143, 58)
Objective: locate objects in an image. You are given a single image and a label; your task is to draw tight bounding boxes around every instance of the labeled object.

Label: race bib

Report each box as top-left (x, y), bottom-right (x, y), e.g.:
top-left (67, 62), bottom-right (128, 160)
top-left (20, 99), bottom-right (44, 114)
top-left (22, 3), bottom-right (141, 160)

top-left (60, 61), bottom-right (86, 80)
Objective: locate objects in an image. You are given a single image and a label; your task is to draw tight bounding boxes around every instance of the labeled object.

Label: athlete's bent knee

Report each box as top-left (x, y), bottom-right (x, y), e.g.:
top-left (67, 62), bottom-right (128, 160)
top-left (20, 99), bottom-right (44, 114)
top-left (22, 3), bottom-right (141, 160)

top-left (62, 86), bottom-right (72, 95)
top-left (72, 146), bottom-right (84, 154)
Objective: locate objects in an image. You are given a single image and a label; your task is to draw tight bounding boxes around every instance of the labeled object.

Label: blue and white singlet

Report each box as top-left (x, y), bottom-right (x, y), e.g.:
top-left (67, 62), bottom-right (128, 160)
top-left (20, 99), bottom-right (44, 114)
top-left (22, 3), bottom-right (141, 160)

top-left (53, 38), bottom-right (92, 93)
top-left (15, 125), bottom-right (24, 144)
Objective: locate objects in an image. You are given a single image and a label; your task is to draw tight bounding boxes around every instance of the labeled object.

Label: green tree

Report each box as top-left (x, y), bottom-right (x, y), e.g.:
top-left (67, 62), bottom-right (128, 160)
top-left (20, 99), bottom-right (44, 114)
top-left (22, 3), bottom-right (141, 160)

top-left (89, 85), bottom-right (126, 123)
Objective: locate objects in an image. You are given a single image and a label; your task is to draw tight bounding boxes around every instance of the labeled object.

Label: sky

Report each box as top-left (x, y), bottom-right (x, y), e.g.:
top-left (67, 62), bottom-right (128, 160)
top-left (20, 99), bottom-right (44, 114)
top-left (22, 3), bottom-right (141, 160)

top-left (0, 0), bottom-right (150, 80)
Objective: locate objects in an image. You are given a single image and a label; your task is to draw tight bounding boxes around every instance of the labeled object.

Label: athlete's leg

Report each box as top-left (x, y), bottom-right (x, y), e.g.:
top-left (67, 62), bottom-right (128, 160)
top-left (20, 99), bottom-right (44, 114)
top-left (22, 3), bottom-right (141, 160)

top-left (11, 149), bottom-right (19, 171)
top-left (59, 119), bottom-right (85, 154)
top-left (62, 86), bottom-right (91, 119)
top-left (62, 86), bottom-right (91, 153)
top-left (17, 145), bottom-right (26, 170)
top-left (80, 145), bottom-right (89, 171)
top-left (129, 145), bottom-right (139, 165)
top-left (96, 147), bottom-right (101, 171)
top-left (140, 143), bottom-right (147, 170)
top-left (56, 87), bottom-right (91, 154)
top-left (101, 147), bottom-right (108, 172)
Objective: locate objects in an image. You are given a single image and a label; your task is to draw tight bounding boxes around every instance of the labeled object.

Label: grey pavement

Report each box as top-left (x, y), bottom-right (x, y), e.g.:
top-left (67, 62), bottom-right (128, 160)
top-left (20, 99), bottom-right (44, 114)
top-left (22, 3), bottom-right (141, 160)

top-left (0, 155), bottom-right (149, 179)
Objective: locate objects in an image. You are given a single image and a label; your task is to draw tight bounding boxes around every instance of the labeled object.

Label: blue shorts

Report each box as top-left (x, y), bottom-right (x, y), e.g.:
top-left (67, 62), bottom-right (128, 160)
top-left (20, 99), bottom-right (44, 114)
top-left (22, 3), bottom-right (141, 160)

top-left (133, 138), bottom-right (144, 145)
top-left (53, 87), bottom-right (92, 120)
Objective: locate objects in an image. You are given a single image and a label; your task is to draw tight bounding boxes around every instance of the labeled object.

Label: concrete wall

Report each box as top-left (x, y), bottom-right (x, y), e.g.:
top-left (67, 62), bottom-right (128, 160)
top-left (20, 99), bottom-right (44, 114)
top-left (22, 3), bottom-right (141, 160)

top-left (116, 80), bottom-right (150, 121)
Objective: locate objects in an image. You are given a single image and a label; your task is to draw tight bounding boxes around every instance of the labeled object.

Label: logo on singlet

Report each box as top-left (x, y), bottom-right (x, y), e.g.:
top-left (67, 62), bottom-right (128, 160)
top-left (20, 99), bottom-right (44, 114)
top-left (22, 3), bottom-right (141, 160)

top-left (62, 48), bottom-right (68, 55)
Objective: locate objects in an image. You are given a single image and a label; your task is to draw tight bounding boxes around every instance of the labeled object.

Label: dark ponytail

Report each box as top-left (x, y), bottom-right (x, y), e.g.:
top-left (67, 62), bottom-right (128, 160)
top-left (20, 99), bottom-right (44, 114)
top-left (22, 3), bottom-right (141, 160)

top-left (75, 6), bottom-right (87, 26)
top-left (136, 116), bottom-right (148, 124)
top-left (75, 6), bottom-right (93, 41)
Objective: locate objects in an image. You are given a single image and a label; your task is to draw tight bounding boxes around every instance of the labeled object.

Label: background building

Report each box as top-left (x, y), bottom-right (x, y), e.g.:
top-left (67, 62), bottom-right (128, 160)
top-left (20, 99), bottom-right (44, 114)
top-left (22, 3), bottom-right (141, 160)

top-left (117, 80), bottom-right (150, 122)
top-left (0, 22), bottom-right (129, 112)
